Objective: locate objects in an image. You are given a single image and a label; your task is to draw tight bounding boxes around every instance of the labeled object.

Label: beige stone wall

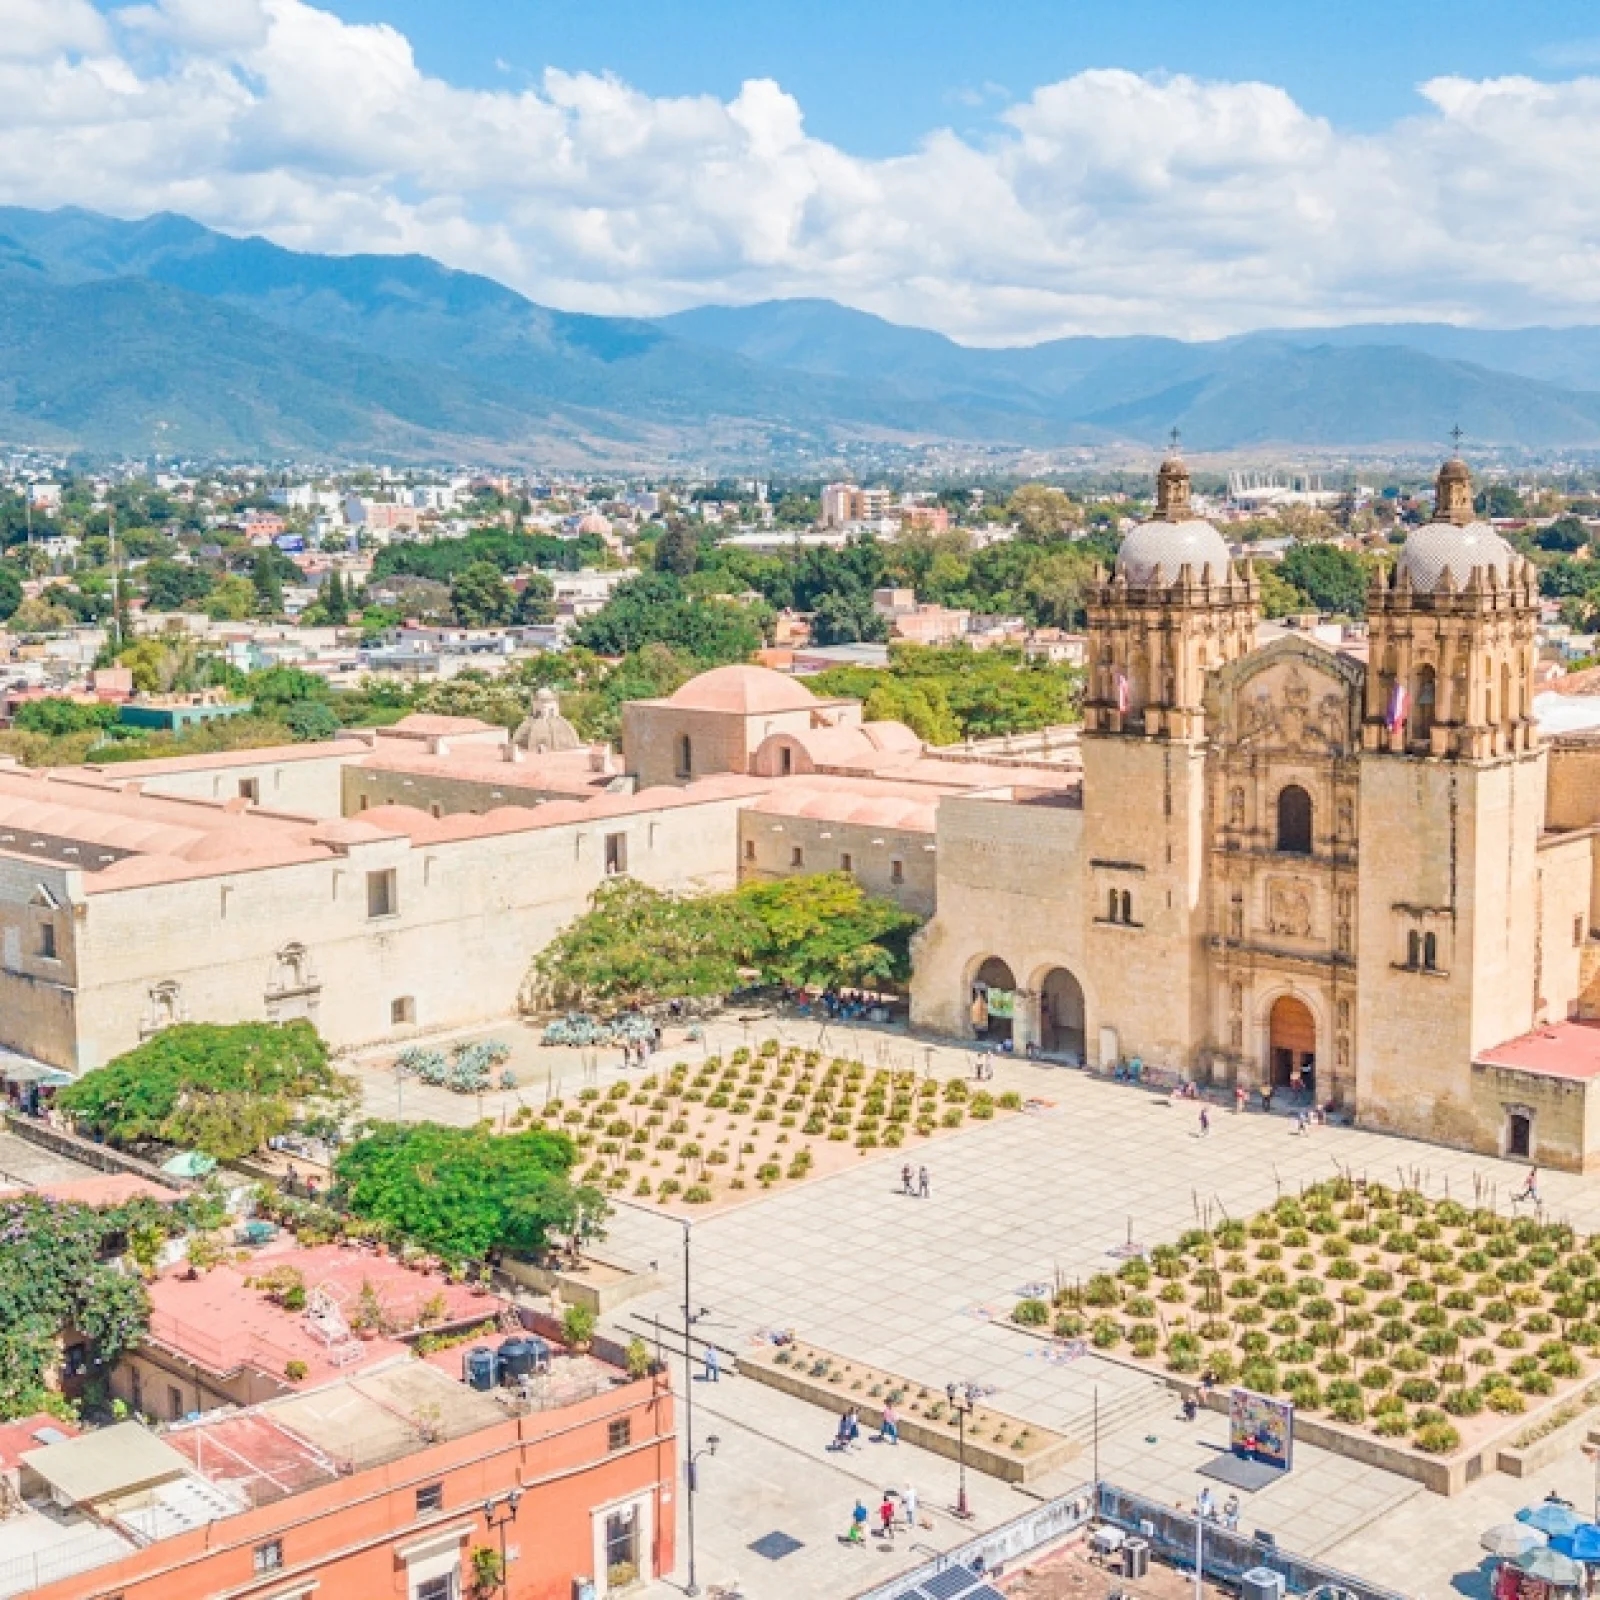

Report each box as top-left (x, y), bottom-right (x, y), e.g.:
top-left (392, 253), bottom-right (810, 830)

top-left (738, 812), bottom-right (936, 915)
top-left (1545, 740), bottom-right (1600, 833)
top-left (909, 794), bottom-right (1091, 1048)
top-left (1536, 832), bottom-right (1596, 1024)
top-left (61, 796), bottom-right (748, 1071)
top-left (0, 856), bottom-right (81, 1067)
top-left (623, 703), bottom-right (822, 787)
top-left (1468, 1062), bottom-right (1600, 1174)
top-left (1354, 751), bottom-right (1544, 1148)
top-left (95, 749), bottom-right (356, 817)
top-left (1077, 732), bottom-right (1209, 1072)
top-left (342, 761), bottom-right (598, 818)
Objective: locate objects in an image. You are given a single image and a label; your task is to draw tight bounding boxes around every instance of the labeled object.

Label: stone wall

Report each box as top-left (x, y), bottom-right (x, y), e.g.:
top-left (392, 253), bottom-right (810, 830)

top-left (738, 811), bottom-right (936, 915)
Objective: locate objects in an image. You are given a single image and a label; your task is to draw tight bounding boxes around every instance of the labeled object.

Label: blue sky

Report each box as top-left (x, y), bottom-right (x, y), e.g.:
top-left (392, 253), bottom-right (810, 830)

top-left (318, 0), bottom-right (1600, 153)
top-left (16, 0), bottom-right (1600, 339)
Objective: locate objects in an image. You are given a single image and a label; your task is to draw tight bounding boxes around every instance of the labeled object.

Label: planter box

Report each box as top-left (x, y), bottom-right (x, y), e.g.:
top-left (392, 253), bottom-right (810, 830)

top-left (740, 1343), bottom-right (1077, 1484)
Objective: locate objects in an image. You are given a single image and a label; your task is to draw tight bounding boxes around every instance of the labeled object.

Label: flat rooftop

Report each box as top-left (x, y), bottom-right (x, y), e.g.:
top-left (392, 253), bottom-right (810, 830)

top-left (1475, 1018), bottom-right (1600, 1080)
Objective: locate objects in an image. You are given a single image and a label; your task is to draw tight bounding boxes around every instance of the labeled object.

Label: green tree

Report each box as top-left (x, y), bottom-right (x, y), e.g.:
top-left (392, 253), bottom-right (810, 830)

top-left (252, 550), bottom-right (285, 616)
top-left (862, 678), bottom-right (961, 743)
top-left (323, 569), bottom-right (350, 625)
top-left (514, 570), bottom-right (555, 625)
top-left (1008, 484), bottom-right (1082, 540)
top-left (1537, 514), bottom-right (1589, 553)
top-left (143, 561), bottom-right (214, 612)
top-left (450, 561), bottom-right (516, 627)
top-left (205, 574), bottom-right (257, 621)
top-left (12, 699), bottom-right (118, 737)
top-left (1278, 544), bottom-right (1369, 616)
top-left (246, 665), bottom-right (329, 715)
top-left (654, 522), bottom-right (700, 577)
top-left (574, 574), bottom-right (763, 663)
top-left (811, 591), bottom-right (888, 645)
top-left (335, 1122), bottom-right (605, 1264)
top-left (57, 1021), bottom-right (353, 1161)
top-left (284, 701), bottom-right (340, 742)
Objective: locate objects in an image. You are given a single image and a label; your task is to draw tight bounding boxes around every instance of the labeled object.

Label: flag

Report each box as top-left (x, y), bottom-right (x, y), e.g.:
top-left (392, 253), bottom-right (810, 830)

top-left (1385, 680), bottom-right (1409, 732)
top-left (1115, 670), bottom-right (1130, 714)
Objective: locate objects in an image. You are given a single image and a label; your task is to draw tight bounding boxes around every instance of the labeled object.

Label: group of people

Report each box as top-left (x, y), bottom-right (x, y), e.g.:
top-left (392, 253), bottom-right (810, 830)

top-left (620, 1027), bottom-right (663, 1069)
top-left (829, 1403), bottom-right (901, 1452)
top-left (818, 988), bottom-right (882, 1022)
top-left (1195, 1486), bottom-right (1242, 1530)
top-left (845, 1484), bottom-right (921, 1544)
top-left (899, 1165), bottom-right (932, 1198)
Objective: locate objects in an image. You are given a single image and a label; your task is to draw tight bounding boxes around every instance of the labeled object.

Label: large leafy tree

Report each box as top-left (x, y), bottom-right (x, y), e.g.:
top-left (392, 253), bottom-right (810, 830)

top-left (58, 1021), bottom-right (353, 1161)
top-left (1278, 544), bottom-right (1371, 617)
top-left (335, 1122), bottom-right (605, 1263)
top-left (573, 573), bottom-right (764, 662)
top-left (450, 560), bottom-right (517, 626)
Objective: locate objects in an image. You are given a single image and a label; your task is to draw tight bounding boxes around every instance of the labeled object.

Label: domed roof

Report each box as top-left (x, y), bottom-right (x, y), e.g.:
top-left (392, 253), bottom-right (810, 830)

top-left (1396, 520), bottom-right (1516, 593)
top-left (666, 664), bottom-right (819, 715)
top-left (1115, 518), bottom-right (1234, 586)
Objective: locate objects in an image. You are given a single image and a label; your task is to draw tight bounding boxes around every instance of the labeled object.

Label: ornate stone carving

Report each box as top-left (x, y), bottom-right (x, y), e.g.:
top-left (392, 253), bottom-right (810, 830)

top-left (1267, 880), bottom-right (1312, 938)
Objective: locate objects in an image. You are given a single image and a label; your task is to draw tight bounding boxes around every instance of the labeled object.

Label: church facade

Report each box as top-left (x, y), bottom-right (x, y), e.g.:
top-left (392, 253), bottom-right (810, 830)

top-left (911, 454), bottom-right (1600, 1171)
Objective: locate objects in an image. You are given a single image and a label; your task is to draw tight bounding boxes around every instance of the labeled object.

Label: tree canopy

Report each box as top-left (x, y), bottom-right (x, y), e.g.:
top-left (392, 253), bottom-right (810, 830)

top-left (531, 872), bottom-right (922, 1009)
top-left (571, 572), bottom-right (765, 662)
top-left (58, 1021), bottom-right (354, 1160)
top-left (335, 1122), bottom-right (605, 1263)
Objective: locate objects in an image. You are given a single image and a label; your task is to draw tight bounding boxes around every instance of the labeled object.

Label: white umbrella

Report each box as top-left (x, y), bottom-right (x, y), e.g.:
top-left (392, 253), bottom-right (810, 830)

top-left (1482, 1524), bottom-right (1547, 1559)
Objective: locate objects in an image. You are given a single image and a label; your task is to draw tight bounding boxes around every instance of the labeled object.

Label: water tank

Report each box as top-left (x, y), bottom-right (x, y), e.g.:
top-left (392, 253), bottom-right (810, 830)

top-left (498, 1338), bottom-right (536, 1380)
top-left (464, 1347), bottom-right (497, 1392)
top-left (1123, 1538), bottom-right (1150, 1580)
top-left (1241, 1568), bottom-right (1287, 1600)
top-left (523, 1335), bottom-right (552, 1373)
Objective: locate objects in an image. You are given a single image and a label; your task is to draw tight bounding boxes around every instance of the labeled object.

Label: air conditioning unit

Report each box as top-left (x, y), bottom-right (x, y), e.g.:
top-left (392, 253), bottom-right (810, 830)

top-left (1123, 1538), bottom-right (1151, 1580)
top-left (1241, 1567), bottom-right (1287, 1600)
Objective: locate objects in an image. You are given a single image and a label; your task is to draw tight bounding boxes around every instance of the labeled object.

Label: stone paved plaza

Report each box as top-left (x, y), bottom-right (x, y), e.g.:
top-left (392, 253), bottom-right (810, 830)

top-left (364, 1014), bottom-right (1600, 1599)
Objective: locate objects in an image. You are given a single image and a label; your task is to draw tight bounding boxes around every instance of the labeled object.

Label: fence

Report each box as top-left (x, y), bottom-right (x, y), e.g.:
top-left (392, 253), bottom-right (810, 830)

top-left (851, 1485), bottom-right (1095, 1600)
top-left (0, 1526), bottom-right (127, 1600)
top-left (1096, 1483), bottom-right (1409, 1600)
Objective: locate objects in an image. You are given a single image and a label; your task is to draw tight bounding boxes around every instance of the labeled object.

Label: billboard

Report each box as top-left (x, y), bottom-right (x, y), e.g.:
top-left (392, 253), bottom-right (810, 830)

top-left (1228, 1387), bottom-right (1294, 1471)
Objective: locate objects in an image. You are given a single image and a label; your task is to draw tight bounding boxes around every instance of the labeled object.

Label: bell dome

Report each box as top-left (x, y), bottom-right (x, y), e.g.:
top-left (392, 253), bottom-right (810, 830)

top-left (1114, 453), bottom-right (1232, 584)
top-left (1394, 457), bottom-right (1516, 593)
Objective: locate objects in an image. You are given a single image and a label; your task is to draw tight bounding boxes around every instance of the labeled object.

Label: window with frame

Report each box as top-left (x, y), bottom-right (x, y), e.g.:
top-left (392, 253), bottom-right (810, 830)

top-left (238, 778), bottom-right (260, 803)
top-left (415, 1482), bottom-right (444, 1515)
top-left (608, 1417), bottom-right (632, 1452)
top-left (742, 839), bottom-right (755, 862)
top-left (38, 922), bottom-right (56, 960)
top-left (790, 846), bottom-right (804, 868)
top-left (890, 858), bottom-right (904, 884)
top-left (840, 852), bottom-right (853, 873)
top-left (367, 868), bottom-right (398, 918)
top-left (391, 996), bottom-right (416, 1026)
top-left (254, 1539), bottom-right (284, 1574)
top-left (414, 1576), bottom-right (456, 1600)
top-left (605, 832), bottom-right (628, 875)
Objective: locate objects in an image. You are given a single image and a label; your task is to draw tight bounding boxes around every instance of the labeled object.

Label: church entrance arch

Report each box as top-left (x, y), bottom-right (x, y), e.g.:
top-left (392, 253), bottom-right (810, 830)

top-left (1268, 995), bottom-right (1317, 1091)
top-left (1038, 968), bottom-right (1086, 1062)
top-left (969, 957), bottom-right (1016, 1044)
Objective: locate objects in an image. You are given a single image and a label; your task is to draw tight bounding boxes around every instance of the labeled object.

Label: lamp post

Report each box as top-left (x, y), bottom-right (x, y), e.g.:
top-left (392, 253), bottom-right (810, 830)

top-left (946, 1382), bottom-right (976, 1520)
top-left (482, 1488), bottom-right (523, 1592)
top-left (681, 1219), bottom-right (715, 1596)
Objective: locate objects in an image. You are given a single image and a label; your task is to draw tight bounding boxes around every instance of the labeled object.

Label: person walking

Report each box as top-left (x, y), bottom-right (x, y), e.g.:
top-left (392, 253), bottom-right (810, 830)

top-left (876, 1402), bottom-right (899, 1445)
top-left (918, 1166), bottom-right (930, 1199)
top-left (901, 1164), bottom-right (915, 1196)
top-left (901, 1482), bottom-right (919, 1530)
top-left (1515, 1166), bottom-right (1540, 1205)
top-left (1234, 1084), bottom-right (1247, 1116)
top-left (879, 1491), bottom-right (897, 1540)
top-left (703, 1343), bottom-right (720, 1383)
top-left (1198, 1106), bottom-right (1210, 1138)
top-left (847, 1499), bottom-right (868, 1545)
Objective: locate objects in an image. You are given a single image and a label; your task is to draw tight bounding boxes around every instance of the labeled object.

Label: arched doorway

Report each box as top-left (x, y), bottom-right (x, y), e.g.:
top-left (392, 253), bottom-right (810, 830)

top-left (970, 957), bottom-right (1016, 1044)
top-left (1039, 968), bottom-right (1086, 1062)
top-left (1268, 995), bottom-right (1316, 1091)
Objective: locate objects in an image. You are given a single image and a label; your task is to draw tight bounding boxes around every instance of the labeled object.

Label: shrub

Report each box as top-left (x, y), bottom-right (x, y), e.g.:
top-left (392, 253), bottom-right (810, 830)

top-left (1397, 1377), bottom-right (1439, 1403)
top-left (1330, 1395), bottom-right (1366, 1423)
top-left (1012, 1298), bottom-right (1050, 1327)
top-left (684, 1185), bottom-right (714, 1204)
top-left (1485, 1386), bottom-right (1526, 1413)
top-left (1415, 1420), bottom-right (1462, 1454)
top-left (1374, 1410), bottom-right (1411, 1437)
top-left (1091, 1318), bottom-right (1123, 1349)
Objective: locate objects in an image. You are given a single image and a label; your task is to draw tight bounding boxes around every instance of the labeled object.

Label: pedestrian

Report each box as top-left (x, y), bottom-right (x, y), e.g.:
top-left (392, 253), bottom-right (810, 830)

top-left (284, 1163), bottom-right (298, 1195)
top-left (876, 1402), bottom-right (899, 1445)
top-left (844, 1407), bottom-right (861, 1448)
top-left (1260, 1081), bottom-right (1274, 1116)
top-left (1234, 1084), bottom-right (1246, 1115)
top-left (901, 1164), bottom-right (914, 1196)
top-left (1182, 1392), bottom-right (1198, 1423)
top-left (847, 1499), bottom-right (868, 1544)
top-left (918, 1166), bottom-right (930, 1199)
top-left (901, 1482), bottom-right (919, 1530)
top-left (879, 1491), bottom-right (897, 1539)
top-left (1515, 1166), bottom-right (1540, 1205)
top-left (1223, 1494), bottom-right (1241, 1530)
top-left (1198, 1106), bottom-right (1210, 1138)
top-left (704, 1343), bottom-right (720, 1383)
top-left (1294, 1109), bottom-right (1308, 1136)
top-left (1197, 1485), bottom-right (1216, 1522)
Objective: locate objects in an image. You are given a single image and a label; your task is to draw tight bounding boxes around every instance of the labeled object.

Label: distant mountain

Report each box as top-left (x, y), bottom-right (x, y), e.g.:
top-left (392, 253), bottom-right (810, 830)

top-left (7, 205), bottom-right (1600, 460)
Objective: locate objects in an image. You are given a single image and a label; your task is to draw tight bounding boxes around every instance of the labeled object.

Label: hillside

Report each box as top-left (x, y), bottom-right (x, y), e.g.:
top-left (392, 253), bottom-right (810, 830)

top-left (7, 206), bottom-right (1600, 458)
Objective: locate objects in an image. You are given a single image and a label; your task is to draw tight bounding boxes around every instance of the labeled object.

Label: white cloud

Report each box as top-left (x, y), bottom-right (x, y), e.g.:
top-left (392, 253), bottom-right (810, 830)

top-left (1, 1), bottom-right (1599, 341)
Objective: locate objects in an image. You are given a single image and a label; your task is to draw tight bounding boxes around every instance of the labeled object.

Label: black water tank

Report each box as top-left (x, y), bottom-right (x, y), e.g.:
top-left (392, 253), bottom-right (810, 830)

top-left (465, 1347), bottom-right (497, 1392)
top-left (524, 1336), bottom-right (552, 1372)
top-left (498, 1338), bottom-right (536, 1380)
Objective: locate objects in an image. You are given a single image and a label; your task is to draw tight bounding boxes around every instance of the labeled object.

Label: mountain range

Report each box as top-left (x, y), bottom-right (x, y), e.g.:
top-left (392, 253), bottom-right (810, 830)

top-left (6, 206), bottom-right (1600, 463)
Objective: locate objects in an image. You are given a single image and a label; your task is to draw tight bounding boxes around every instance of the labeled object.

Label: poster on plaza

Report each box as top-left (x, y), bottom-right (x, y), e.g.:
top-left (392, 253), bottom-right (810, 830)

top-left (1229, 1387), bottom-right (1294, 1470)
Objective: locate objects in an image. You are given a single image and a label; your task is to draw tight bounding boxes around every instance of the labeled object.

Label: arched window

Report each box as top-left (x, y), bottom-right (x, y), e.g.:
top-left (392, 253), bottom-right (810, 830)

top-left (1423, 932), bottom-right (1438, 970)
top-left (1108, 888), bottom-right (1121, 923)
top-left (1120, 890), bottom-right (1134, 924)
top-left (676, 734), bottom-right (692, 779)
top-left (1408, 931), bottom-right (1422, 968)
top-left (1276, 785), bottom-right (1313, 854)
top-left (1414, 664), bottom-right (1437, 740)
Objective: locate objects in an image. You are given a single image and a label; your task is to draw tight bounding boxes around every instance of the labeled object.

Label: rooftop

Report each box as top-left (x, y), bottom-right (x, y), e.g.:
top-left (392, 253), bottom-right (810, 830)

top-left (664, 663), bottom-right (824, 715)
top-left (1475, 1018), bottom-right (1600, 1080)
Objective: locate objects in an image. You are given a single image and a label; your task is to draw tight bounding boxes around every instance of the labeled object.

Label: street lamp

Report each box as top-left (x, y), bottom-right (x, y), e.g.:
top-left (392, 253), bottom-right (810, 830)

top-left (681, 1220), bottom-right (716, 1596)
top-left (946, 1383), bottom-right (977, 1520)
top-left (482, 1488), bottom-right (523, 1592)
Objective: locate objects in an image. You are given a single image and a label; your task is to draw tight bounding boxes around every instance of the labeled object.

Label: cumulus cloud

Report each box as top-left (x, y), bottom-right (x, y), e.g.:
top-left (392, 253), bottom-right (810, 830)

top-left (3, 0), bottom-right (1600, 341)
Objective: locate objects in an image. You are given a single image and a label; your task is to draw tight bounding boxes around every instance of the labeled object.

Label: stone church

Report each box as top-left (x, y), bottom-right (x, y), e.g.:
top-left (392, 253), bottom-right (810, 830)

top-left (911, 452), bottom-right (1600, 1171)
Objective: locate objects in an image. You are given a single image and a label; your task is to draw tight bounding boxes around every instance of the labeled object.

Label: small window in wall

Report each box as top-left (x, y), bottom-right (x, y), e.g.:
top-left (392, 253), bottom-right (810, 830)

top-left (168, 1386), bottom-right (184, 1420)
top-left (1407, 930), bottom-right (1421, 968)
top-left (253, 1541), bottom-right (284, 1575)
top-left (415, 1577), bottom-right (455, 1600)
top-left (237, 778), bottom-right (260, 803)
top-left (608, 1417), bottom-right (632, 1452)
top-left (358, 794), bottom-right (370, 811)
top-left (392, 997), bottom-right (416, 1026)
top-left (779, 746), bottom-right (793, 776)
top-left (676, 734), bottom-right (693, 779)
top-left (742, 839), bottom-right (755, 862)
top-left (38, 922), bottom-right (56, 960)
top-left (367, 868), bottom-right (398, 918)
top-left (1423, 932), bottom-right (1438, 971)
top-left (890, 858), bottom-right (904, 885)
top-left (415, 1482), bottom-right (444, 1515)
top-left (790, 846), bottom-right (804, 868)
top-left (605, 832), bottom-right (628, 875)
top-left (429, 802), bottom-right (442, 819)
top-left (840, 852), bottom-right (853, 873)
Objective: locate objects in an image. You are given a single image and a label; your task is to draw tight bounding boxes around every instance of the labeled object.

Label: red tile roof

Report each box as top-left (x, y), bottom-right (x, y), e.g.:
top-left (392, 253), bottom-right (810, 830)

top-left (1476, 1019), bottom-right (1600, 1080)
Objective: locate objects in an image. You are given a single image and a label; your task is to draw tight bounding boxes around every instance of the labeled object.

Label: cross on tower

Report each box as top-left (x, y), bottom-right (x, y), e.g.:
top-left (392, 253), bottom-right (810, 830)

top-left (1168, 426), bottom-right (1182, 454)
top-left (1450, 424), bottom-right (1464, 453)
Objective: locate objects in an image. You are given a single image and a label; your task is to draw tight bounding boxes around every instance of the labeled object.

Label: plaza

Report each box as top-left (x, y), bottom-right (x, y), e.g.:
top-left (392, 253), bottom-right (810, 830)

top-left (451, 1012), bottom-right (1600, 1600)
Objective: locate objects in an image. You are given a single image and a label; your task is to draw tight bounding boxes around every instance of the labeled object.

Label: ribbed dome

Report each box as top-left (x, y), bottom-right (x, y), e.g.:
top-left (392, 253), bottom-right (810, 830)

top-left (1396, 520), bottom-right (1516, 593)
top-left (1115, 518), bottom-right (1233, 586)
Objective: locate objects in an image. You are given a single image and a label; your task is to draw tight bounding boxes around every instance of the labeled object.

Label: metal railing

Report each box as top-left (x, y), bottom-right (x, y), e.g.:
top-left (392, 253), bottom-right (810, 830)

top-left (0, 1526), bottom-right (128, 1600)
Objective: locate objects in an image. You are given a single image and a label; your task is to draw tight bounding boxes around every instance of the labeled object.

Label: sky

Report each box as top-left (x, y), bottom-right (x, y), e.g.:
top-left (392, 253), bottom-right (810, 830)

top-left (6, 0), bottom-right (1600, 343)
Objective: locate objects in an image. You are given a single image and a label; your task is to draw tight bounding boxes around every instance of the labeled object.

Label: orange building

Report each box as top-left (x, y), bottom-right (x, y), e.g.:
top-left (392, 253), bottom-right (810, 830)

top-left (12, 1359), bottom-right (674, 1600)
